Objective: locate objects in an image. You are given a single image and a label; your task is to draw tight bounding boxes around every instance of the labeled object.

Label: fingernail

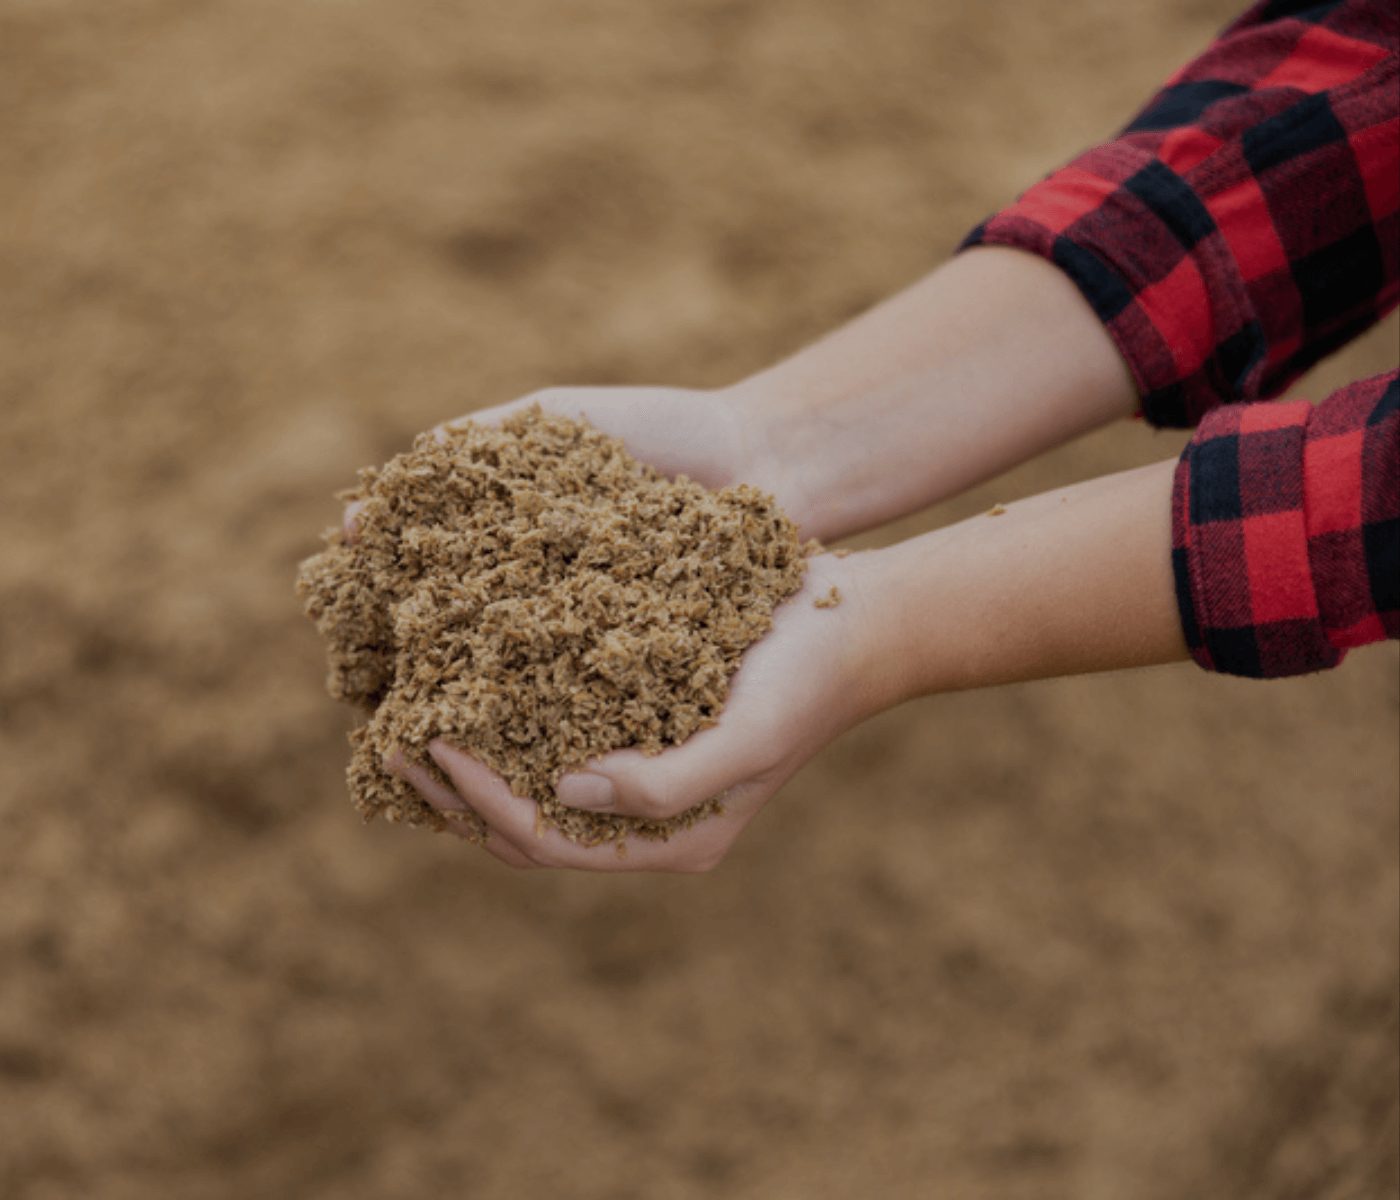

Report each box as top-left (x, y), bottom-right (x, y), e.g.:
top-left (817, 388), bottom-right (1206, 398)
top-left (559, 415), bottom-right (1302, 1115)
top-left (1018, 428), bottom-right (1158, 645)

top-left (342, 499), bottom-right (366, 542)
top-left (428, 740), bottom-right (452, 768)
top-left (556, 772), bottom-right (616, 811)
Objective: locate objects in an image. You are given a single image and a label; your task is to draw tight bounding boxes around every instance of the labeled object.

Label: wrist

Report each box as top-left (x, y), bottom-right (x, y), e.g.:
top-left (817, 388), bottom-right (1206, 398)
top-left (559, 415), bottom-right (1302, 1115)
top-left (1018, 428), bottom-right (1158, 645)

top-left (840, 459), bottom-right (1187, 710)
top-left (723, 368), bottom-right (894, 544)
top-left (849, 518), bottom-right (1040, 707)
top-left (716, 375), bottom-right (827, 538)
top-left (721, 250), bottom-right (1143, 545)
top-left (826, 541), bottom-right (964, 715)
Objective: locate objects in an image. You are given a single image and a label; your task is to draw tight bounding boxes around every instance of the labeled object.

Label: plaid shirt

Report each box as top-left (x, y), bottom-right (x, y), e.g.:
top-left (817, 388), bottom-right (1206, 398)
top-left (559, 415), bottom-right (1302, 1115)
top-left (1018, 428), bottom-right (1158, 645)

top-left (963, 0), bottom-right (1398, 677)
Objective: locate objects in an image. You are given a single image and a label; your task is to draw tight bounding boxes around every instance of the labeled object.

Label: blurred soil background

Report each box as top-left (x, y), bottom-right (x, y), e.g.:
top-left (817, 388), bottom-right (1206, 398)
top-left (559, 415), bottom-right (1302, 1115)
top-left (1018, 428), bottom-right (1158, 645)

top-left (1, 1), bottom-right (1396, 1197)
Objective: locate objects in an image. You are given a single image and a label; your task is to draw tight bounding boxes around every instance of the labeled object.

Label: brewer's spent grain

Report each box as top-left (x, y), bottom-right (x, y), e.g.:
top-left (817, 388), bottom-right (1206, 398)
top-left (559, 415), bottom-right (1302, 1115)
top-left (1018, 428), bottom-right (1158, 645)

top-left (296, 407), bottom-right (808, 846)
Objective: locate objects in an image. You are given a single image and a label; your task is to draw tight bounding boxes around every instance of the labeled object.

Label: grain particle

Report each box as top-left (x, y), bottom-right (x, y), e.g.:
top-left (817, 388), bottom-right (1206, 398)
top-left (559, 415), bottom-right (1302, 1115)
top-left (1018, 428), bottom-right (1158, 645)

top-left (813, 586), bottom-right (842, 609)
top-left (987, 503), bottom-right (1007, 517)
top-left (296, 407), bottom-right (807, 846)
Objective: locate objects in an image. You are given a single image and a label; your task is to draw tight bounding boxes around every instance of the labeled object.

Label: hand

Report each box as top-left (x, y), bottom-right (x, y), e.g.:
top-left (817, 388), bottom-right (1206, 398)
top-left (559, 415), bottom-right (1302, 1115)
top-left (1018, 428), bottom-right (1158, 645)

top-left (344, 383), bottom-right (803, 539)
top-left (392, 550), bottom-right (881, 872)
top-left (352, 382), bottom-right (879, 870)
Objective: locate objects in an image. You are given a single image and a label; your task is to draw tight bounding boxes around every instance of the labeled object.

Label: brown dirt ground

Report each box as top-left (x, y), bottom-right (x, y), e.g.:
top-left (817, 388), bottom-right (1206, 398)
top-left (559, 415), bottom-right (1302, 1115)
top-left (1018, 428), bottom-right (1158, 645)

top-left (1, 2), bottom-right (1396, 1197)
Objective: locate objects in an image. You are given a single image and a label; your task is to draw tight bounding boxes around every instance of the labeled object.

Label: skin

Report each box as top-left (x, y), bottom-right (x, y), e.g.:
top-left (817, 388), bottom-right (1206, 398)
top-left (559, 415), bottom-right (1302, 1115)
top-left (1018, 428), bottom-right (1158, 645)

top-left (366, 246), bottom-right (1189, 872)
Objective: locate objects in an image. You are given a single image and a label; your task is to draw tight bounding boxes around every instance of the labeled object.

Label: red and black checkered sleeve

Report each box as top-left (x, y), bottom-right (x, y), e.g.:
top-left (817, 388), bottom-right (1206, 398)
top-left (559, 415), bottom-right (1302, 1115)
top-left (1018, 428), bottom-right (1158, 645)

top-left (960, 0), bottom-right (1398, 677)
top-left (962, 0), bottom-right (1398, 426)
top-left (1172, 371), bottom-right (1397, 676)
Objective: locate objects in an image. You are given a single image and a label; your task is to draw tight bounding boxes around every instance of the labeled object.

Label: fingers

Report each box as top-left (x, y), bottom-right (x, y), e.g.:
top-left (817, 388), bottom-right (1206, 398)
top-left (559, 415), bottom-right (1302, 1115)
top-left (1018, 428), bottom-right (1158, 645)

top-left (385, 751), bottom-right (465, 812)
top-left (426, 741), bottom-right (740, 873)
top-left (435, 392), bottom-right (547, 438)
top-left (384, 750), bottom-right (535, 869)
top-left (344, 398), bottom-right (536, 538)
top-left (344, 386), bottom-right (666, 540)
top-left (343, 394), bottom-right (559, 538)
top-left (554, 717), bottom-right (772, 822)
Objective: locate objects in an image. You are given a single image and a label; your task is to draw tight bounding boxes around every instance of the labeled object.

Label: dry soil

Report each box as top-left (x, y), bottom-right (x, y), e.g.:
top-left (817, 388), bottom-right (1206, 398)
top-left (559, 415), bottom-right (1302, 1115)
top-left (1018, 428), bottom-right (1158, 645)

top-left (1, 2), bottom-right (1396, 1198)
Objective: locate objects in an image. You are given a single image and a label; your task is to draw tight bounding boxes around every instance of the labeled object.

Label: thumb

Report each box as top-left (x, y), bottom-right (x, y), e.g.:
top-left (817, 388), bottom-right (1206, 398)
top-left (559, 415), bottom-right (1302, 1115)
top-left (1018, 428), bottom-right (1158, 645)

top-left (556, 716), bottom-right (776, 821)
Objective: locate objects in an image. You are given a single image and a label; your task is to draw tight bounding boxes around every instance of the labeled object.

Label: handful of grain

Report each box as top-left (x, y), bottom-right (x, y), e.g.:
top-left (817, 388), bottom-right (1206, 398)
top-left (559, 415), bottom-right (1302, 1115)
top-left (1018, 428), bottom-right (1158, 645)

top-left (296, 407), bottom-right (808, 846)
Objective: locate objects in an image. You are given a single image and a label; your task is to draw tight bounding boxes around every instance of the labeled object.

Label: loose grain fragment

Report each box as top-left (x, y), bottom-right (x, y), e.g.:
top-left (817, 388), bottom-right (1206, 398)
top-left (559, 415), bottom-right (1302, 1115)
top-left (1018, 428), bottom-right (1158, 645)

top-left (987, 503), bottom-right (1008, 517)
top-left (814, 586), bottom-right (842, 609)
top-left (296, 407), bottom-right (808, 847)
top-left (831, 547), bottom-right (852, 559)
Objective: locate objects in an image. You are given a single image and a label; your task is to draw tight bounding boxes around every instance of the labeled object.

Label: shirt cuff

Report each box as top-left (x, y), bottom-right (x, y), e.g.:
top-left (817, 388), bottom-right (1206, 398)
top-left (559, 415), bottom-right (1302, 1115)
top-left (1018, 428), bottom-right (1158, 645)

top-left (960, 144), bottom-right (1260, 430)
top-left (1171, 399), bottom-right (1345, 677)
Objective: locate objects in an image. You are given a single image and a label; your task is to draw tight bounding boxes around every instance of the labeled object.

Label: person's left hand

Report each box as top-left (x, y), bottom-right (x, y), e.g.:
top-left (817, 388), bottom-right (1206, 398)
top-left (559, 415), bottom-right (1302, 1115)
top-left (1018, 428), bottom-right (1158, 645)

top-left (389, 551), bottom-right (883, 872)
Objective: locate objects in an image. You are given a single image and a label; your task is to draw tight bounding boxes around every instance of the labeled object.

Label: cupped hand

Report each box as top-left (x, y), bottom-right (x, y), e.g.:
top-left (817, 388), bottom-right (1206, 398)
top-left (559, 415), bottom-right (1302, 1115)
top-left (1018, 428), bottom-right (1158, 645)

top-left (350, 381), bottom-right (870, 870)
top-left (344, 384), bottom-right (799, 540)
top-left (391, 551), bottom-right (881, 872)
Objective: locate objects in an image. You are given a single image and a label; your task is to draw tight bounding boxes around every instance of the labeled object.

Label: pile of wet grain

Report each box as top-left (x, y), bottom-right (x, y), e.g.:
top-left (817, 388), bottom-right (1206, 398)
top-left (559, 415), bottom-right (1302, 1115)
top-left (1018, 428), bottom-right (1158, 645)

top-left (296, 407), bottom-right (808, 846)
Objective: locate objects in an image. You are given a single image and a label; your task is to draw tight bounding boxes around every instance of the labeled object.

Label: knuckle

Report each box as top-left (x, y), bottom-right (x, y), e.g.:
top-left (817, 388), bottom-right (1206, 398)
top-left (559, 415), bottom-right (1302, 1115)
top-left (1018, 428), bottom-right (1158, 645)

top-left (628, 781), bottom-right (678, 819)
top-left (529, 842), bottom-right (565, 869)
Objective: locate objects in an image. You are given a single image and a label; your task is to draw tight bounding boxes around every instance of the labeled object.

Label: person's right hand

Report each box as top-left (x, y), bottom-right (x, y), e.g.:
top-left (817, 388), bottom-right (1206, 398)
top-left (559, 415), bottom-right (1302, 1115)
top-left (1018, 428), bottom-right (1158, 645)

top-left (344, 384), bottom-right (806, 540)
top-left (456, 384), bottom-right (757, 487)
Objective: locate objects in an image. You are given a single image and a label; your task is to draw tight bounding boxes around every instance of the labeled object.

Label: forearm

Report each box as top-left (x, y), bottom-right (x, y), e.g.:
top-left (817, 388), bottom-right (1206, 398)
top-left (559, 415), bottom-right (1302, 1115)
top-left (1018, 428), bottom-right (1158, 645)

top-left (728, 247), bottom-right (1139, 542)
top-left (849, 457), bottom-right (1186, 710)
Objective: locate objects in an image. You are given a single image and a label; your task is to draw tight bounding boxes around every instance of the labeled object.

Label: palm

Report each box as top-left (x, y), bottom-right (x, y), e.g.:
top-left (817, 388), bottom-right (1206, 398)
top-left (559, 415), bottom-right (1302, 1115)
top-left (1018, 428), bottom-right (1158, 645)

top-left (697, 556), bottom-right (862, 783)
top-left (389, 383), bottom-right (866, 871)
top-left (407, 551), bottom-right (864, 872)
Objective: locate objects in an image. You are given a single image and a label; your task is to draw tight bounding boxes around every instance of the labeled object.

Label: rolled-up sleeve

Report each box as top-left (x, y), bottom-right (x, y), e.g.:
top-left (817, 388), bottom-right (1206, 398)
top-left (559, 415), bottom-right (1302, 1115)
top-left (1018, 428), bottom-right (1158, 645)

top-left (1172, 371), bottom-right (1397, 677)
top-left (962, 0), bottom-right (1398, 427)
top-left (961, 0), bottom-right (1399, 677)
